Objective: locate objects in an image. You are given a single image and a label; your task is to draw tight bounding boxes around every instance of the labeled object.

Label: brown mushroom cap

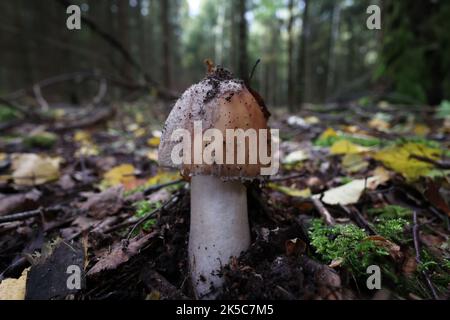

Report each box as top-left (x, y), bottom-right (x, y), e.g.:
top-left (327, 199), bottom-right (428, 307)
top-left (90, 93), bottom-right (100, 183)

top-left (158, 69), bottom-right (270, 179)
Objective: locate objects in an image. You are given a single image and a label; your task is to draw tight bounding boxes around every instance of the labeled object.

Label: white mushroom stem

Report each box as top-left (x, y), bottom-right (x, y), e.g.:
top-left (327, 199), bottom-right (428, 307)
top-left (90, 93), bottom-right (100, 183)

top-left (189, 175), bottom-right (250, 299)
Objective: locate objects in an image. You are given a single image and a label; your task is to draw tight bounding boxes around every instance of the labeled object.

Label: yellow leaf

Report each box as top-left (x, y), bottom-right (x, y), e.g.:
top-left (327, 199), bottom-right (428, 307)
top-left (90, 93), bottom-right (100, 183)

top-left (413, 124), bottom-right (430, 136)
top-left (75, 144), bottom-right (100, 157)
top-left (368, 118), bottom-right (390, 131)
top-left (147, 136), bottom-right (161, 147)
top-left (147, 149), bottom-right (159, 162)
top-left (341, 154), bottom-right (368, 173)
top-left (133, 128), bottom-right (146, 138)
top-left (146, 171), bottom-right (181, 187)
top-left (0, 153), bottom-right (6, 161)
top-left (318, 127), bottom-right (338, 140)
top-left (102, 164), bottom-right (136, 187)
top-left (74, 130), bottom-right (91, 143)
top-left (374, 142), bottom-right (441, 181)
top-left (0, 268), bottom-right (28, 300)
top-left (330, 140), bottom-right (369, 155)
top-left (268, 183), bottom-right (311, 198)
top-left (12, 153), bottom-right (61, 186)
top-left (305, 116), bottom-right (320, 124)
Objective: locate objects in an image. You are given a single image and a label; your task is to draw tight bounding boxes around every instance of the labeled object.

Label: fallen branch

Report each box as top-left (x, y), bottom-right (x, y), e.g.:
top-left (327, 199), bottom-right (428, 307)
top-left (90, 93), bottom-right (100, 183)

top-left (312, 198), bottom-right (336, 225)
top-left (0, 208), bottom-right (43, 224)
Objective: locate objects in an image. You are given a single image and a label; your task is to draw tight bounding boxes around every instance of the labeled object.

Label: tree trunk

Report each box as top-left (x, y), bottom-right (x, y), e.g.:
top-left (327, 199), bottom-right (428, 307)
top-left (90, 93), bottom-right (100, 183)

top-left (160, 0), bottom-right (172, 89)
top-left (297, 0), bottom-right (309, 105)
top-left (118, 0), bottom-right (132, 80)
top-left (287, 0), bottom-right (295, 110)
top-left (236, 0), bottom-right (248, 81)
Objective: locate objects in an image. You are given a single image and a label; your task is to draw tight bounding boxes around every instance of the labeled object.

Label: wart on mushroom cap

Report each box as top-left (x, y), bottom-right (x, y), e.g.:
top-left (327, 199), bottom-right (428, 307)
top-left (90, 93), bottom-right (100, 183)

top-left (158, 66), bottom-right (270, 299)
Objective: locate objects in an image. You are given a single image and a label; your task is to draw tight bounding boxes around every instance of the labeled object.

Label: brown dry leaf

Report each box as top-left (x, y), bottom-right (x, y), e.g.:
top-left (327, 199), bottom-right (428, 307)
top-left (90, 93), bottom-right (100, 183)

top-left (80, 186), bottom-right (124, 219)
top-left (87, 231), bottom-right (157, 276)
top-left (402, 253), bottom-right (417, 277)
top-left (365, 235), bottom-right (402, 260)
top-left (424, 181), bottom-right (450, 217)
top-left (285, 238), bottom-right (306, 256)
top-left (0, 189), bottom-right (41, 216)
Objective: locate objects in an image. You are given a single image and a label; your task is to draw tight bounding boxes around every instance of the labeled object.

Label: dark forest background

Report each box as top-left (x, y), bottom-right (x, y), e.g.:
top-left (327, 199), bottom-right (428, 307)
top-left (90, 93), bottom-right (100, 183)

top-left (0, 0), bottom-right (449, 108)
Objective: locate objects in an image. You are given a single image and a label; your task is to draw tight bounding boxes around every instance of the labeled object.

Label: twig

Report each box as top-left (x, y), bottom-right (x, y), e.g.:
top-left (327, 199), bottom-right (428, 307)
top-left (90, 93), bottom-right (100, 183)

top-left (126, 193), bottom-right (179, 240)
top-left (249, 58), bottom-right (261, 82)
top-left (143, 179), bottom-right (184, 195)
top-left (0, 208), bottom-right (43, 224)
top-left (410, 155), bottom-right (450, 170)
top-left (412, 211), bottom-right (439, 300)
top-left (312, 198), bottom-right (336, 225)
top-left (268, 172), bottom-right (307, 182)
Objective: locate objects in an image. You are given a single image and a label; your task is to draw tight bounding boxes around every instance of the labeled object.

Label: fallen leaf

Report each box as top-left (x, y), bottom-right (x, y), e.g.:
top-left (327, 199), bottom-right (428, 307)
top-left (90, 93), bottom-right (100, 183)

top-left (341, 154), bottom-right (369, 173)
top-left (268, 183), bottom-right (311, 198)
top-left (147, 149), bottom-right (159, 162)
top-left (330, 140), bottom-right (369, 155)
top-left (413, 124), bottom-right (430, 136)
top-left (0, 268), bottom-right (29, 300)
top-left (0, 189), bottom-right (41, 216)
top-left (374, 142), bottom-right (442, 181)
top-left (424, 180), bottom-right (450, 217)
top-left (318, 127), bottom-right (338, 140)
top-left (146, 171), bottom-right (181, 187)
top-left (87, 232), bottom-right (157, 276)
top-left (285, 238), bottom-right (306, 256)
top-left (315, 173), bottom-right (389, 206)
top-left (102, 164), bottom-right (136, 188)
top-left (11, 153), bottom-right (61, 186)
top-left (147, 136), bottom-right (161, 147)
top-left (283, 149), bottom-right (310, 164)
top-left (80, 186), bottom-right (124, 219)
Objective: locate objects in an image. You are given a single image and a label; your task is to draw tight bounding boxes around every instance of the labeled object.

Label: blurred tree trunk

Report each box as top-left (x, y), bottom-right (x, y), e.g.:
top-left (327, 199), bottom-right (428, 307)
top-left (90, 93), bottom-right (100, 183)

top-left (118, 0), bottom-right (132, 80)
top-left (160, 0), bottom-right (172, 89)
top-left (325, 2), bottom-right (341, 100)
top-left (287, 0), bottom-right (295, 110)
top-left (236, 0), bottom-right (248, 81)
top-left (297, 0), bottom-right (309, 105)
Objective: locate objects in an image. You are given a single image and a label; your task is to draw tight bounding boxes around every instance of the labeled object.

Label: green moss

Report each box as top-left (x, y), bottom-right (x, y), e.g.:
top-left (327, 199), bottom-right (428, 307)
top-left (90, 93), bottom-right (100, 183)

top-left (24, 132), bottom-right (58, 148)
top-left (314, 134), bottom-right (381, 148)
top-left (376, 218), bottom-right (409, 243)
top-left (368, 205), bottom-right (412, 219)
top-left (0, 104), bottom-right (20, 122)
top-left (309, 219), bottom-right (389, 274)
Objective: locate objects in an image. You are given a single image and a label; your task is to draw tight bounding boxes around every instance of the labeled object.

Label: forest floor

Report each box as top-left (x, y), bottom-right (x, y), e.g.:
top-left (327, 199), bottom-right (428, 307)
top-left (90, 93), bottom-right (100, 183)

top-left (0, 98), bottom-right (449, 300)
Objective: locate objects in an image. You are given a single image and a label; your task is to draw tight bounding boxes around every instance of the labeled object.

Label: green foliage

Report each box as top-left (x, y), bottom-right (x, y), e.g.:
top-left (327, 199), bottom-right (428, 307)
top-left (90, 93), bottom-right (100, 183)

top-left (376, 218), bottom-right (409, 243)
top-left (23, 132), bottom-right (58, 149)
top-left (368, 205), bottom-right (412, 219)
top-left (436, 100), bottom-right (450, 119)
top-left (133, 200), bottom-right (159, 231)
top-left (309, 219), bottom-right (389, 274)
top-left (0, 105), bottom-right (20, 122)
top-left (314, 134), bottom-right (381, 148)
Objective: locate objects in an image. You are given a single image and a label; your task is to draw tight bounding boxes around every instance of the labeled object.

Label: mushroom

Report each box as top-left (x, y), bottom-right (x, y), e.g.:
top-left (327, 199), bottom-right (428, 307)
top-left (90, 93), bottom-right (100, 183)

top-left (158, 66), bottom-right (270, 299)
